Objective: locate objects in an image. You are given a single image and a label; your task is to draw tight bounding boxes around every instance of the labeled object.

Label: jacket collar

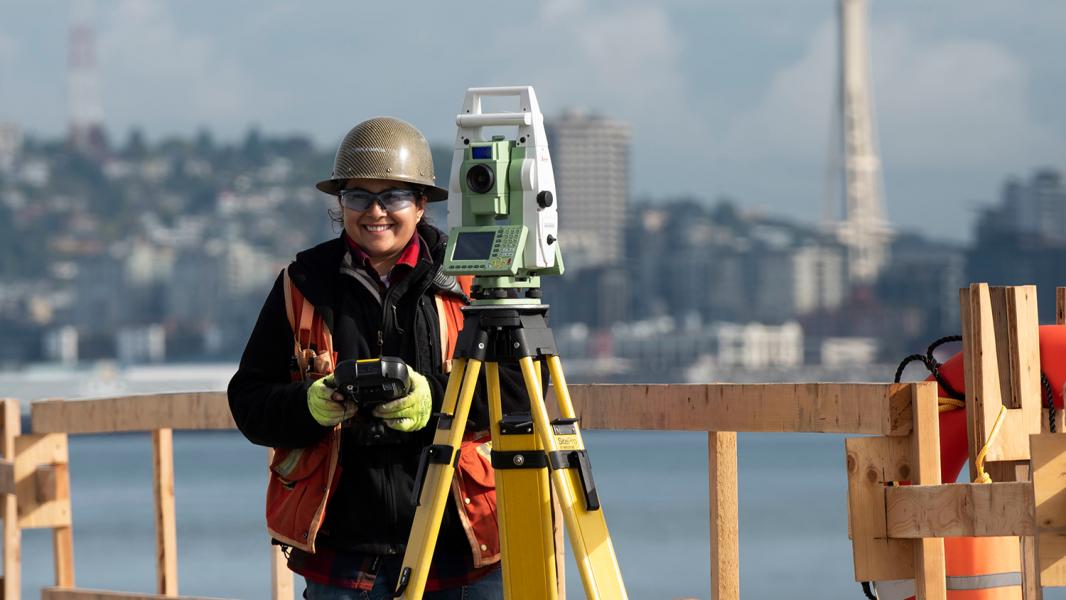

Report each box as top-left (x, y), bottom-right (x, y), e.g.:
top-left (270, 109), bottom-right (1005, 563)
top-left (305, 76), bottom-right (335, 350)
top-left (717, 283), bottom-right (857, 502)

top-left (288, 223), bottom-right (450, 331)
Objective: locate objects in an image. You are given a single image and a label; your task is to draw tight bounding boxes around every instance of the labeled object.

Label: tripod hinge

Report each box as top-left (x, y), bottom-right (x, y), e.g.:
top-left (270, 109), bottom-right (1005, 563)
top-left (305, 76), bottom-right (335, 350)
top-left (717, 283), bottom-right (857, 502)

top-left (548, 449), bottom-right (601, 511)
top-left (491, 450), bottom-right (549, 469)
top-left (412, 444), bottom-right (458, 505)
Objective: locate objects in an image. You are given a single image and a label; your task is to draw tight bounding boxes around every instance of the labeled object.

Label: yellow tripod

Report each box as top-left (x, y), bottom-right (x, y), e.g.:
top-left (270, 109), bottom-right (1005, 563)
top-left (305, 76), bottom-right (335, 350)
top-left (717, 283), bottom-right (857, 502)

top-left (393, 305), bottom-right (628, 599)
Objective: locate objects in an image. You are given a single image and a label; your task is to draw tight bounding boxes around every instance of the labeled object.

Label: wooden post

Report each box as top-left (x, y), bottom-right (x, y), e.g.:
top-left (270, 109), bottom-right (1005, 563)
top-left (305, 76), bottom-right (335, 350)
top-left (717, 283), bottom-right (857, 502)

top-left (1, 399), bottom-right (20, 600)
top-left (152, 428), bottom-right (178, 596)
top-left (708, 432), bottom-right (738, 600)
top-left (268, 448), bottom-right (294, 600)
top-left (46, 462), bottom-right (75, 587)
top-left (1032, 433), bottom-right (1066, 585)
top-left (911, 383), bottom-right (946, 600)
top-left (272, 545), bottom-right (294, 600)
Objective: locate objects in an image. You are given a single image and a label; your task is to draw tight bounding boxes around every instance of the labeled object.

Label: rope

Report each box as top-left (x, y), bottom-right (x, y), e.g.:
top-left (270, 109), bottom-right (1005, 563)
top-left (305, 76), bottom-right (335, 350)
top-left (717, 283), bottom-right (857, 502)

top-left (893, 349), bottom-right (964, 414)
top-left (926, 335), bottom-right (963, 361)
top-left (938, 398), bottom-right (965, 412)
top-left (893, 354), bottom-right (930, 384)
top-left (973, 405), bottom-right (1008, 484)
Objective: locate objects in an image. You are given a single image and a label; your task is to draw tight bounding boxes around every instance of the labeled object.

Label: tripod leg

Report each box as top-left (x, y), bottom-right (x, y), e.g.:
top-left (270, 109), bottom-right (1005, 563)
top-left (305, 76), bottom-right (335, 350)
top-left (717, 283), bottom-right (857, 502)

top-left (522, 356), bottom-right (628, 600)
top-left (395, 358), bottom-right (482, 600)
top-left (487, 362), bottom-right (558, 600)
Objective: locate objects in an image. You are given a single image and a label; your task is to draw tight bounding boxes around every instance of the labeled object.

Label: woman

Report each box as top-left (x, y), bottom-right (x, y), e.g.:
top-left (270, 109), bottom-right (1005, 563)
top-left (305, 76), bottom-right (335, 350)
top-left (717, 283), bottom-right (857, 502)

top-left (229, 117), bottom-right (520, 599)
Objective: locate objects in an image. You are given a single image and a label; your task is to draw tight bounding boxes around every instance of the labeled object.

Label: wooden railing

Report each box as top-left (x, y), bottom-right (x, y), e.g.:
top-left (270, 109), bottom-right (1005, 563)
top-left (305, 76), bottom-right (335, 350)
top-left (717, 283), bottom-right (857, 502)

top-left (0, 284), bottom-right (1061, 599)
top-left (0, 381), bottom-right (924, 600)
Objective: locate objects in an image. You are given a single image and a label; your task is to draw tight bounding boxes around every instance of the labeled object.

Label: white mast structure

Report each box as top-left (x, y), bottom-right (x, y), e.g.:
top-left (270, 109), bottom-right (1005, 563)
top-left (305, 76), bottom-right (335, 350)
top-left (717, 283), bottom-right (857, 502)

top-left (832, 0), bottom-right (891, 284)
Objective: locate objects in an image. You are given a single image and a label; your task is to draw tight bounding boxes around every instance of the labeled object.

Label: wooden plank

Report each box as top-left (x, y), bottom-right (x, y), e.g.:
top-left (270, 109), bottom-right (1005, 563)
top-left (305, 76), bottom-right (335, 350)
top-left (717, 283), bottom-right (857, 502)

top-left (54, 525), bottom-right (75, 587)
top-left (31, 392), bottom-right (235, 434)
top-left (985, 461), bottom-right (1042, 600)
top-left (1014, 463), bottom-right (1042, 600)
top-left (564, 383), bottom-right (912, 435)
top-left (1005, 286), bottom-right (1042, 441)
top-left (0, 399), bottom-right (20, 600)
top-left (709, 432), bottom-right (738, 600)
top-left (25, 384), bottom-right (909, 436)
top-left (847, 435), bottom-right (915, 581)
top-left (41, 587), bottom-right (233, 600)
top-left (961, 287), bottom-right (977, 481)
top-left (990, 286), bottom-right (1018, 409)
top-left (38, 461), bottom-right (76, 586)
top-left (911, 381), bottom-right (945, 600)
top-left (1022, 534), bottom-right (1043, 600)
top-left (15, 433), bottom-right (72, 529)
top-left (153, 429), bottom-right (178, 596)
top-left (1031, 433), bottom-right (1066, 585)
top-left (963, 285), bottom-right (1040, 471)
top-left (964, 283), bottom-right (1003, 480)
top-left (885, 482), bottom-right (1034, 537)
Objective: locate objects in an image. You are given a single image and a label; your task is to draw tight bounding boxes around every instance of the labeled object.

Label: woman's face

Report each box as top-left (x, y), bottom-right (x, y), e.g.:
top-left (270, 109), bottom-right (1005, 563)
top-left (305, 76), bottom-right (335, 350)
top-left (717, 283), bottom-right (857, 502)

top-left (340, 178), bottom-right (426, 259)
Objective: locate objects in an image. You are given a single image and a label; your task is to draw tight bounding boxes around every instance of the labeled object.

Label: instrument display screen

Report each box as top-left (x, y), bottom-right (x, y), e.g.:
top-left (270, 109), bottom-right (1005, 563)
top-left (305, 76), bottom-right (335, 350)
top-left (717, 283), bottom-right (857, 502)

top-left (452, 231), bottom-right (497, 261)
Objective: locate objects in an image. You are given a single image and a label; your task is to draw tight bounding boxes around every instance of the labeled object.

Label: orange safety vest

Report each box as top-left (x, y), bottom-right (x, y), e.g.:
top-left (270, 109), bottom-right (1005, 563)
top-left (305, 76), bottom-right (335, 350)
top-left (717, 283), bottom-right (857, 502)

top-left (265, 267), bottom-right (500, 567)
top-left (874, 325), bottom-right (1066, 599)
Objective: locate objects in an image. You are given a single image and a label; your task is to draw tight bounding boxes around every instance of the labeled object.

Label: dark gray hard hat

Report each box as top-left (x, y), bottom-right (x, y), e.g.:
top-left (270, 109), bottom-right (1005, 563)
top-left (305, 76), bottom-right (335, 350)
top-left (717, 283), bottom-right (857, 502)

top-left (316, 116), bottom-right (447, 201)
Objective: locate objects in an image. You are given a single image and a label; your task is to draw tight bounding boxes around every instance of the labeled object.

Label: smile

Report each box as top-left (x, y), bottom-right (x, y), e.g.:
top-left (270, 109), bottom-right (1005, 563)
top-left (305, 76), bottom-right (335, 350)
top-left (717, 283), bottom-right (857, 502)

top-left (363, 224), bottom-right (393, 232)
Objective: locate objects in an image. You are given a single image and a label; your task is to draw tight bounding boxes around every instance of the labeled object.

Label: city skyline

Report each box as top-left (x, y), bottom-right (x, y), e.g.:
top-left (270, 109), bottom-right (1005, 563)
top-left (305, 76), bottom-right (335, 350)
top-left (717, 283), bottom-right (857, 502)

top-left (0, 1), bottom-right (1063, 241)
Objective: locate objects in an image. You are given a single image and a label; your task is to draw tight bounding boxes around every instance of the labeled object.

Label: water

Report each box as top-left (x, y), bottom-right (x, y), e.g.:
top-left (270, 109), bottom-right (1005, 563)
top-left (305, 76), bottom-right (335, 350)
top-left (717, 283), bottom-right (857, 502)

top-left (7, 366), bottom-right (1059, 599)
top-left (12, 429), bottom-right (856, 599)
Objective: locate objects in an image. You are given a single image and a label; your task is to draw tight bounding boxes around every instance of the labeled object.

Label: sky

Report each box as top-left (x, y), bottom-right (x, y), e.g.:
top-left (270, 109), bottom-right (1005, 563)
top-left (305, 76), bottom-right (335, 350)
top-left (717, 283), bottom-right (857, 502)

top-left (0, 0), bottom-right (1064, 241)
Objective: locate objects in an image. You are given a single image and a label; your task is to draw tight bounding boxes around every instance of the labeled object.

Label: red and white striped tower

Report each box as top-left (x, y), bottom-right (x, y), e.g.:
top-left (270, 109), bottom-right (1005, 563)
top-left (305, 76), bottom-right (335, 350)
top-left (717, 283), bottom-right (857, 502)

top-left (67, 0), bottom-right (106, 155)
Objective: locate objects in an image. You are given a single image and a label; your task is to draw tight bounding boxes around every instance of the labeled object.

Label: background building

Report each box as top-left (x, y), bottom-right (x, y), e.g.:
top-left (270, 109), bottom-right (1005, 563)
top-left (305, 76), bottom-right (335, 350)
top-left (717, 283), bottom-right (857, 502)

top-left (968, 168), bottom-right (1066, 323)
top-left (547, 110), bottom-right (631, 273)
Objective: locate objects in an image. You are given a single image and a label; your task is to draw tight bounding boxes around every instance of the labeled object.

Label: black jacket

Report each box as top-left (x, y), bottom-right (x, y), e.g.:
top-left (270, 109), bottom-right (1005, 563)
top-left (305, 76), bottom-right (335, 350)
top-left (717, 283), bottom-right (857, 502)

top-left (228, 222), bottom-right (526, 555)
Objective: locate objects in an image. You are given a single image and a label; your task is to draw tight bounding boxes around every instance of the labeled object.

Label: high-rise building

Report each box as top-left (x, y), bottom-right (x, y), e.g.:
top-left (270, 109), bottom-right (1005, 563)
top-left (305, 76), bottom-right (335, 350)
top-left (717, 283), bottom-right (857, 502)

top-left (828, 0), bottom-right (892, 283)
top-left (968, 168), bottom-right (1066, 323)
top-left (1001, 169), bottom-right (1066, 244)
top-left (547, 110), bottom-right (631, 272)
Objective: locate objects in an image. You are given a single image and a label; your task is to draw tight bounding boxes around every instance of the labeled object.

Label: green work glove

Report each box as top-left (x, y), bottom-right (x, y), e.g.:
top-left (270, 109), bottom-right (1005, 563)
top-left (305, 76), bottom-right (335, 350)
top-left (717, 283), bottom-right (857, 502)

top-left (307, 374), bottom-right (356, 427)
top-left (372, 370), bottom-right (432, 432)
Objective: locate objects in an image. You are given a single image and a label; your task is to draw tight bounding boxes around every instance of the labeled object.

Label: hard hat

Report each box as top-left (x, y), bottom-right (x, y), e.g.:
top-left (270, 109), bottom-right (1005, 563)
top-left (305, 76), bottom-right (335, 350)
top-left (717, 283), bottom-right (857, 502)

top-left (316, 116), bottom-right (447, 201)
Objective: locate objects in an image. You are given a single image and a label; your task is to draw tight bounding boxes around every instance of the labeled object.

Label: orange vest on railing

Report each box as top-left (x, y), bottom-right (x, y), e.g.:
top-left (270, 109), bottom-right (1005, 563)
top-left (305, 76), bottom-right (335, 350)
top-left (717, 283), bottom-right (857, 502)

top-left (265, 269), bottom-right (499, 568)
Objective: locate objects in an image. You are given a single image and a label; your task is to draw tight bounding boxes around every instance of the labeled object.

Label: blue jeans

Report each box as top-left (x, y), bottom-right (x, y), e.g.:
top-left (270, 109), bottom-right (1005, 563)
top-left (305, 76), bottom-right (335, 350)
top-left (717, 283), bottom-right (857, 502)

top-left (304, 565), bottom-right (502, 600)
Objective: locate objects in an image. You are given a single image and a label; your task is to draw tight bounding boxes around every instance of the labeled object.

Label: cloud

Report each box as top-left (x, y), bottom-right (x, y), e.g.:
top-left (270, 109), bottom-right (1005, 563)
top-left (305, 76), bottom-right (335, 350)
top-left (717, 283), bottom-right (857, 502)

top-left (719, 18), bottom-right (1065, 171)
top-left (97, 2), bottom-right (275, 136)
top-left (873, 24), bottom-right (1062, 168)
top-left (0, 32), bottom-right (16, 64)
top-left (0, 32), bottom-right (20, 114)
top-left (718, 22), bottom-right (835, 162)
top-left (496, 1), bottom-right (710, 146)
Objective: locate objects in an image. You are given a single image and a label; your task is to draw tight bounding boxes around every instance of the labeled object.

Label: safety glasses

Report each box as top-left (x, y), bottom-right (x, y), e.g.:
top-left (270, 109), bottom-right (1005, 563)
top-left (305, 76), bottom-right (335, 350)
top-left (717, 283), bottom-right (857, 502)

top-left (339, 188), bottom-right (421, 212)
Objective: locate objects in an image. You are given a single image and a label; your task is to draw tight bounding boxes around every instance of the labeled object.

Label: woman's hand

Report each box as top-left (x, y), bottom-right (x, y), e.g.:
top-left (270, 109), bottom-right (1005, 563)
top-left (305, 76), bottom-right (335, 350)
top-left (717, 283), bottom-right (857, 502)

top-left (307, 375), bottom-right (357, 426)
top-left (372, 370), bottom-right (432, 432)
